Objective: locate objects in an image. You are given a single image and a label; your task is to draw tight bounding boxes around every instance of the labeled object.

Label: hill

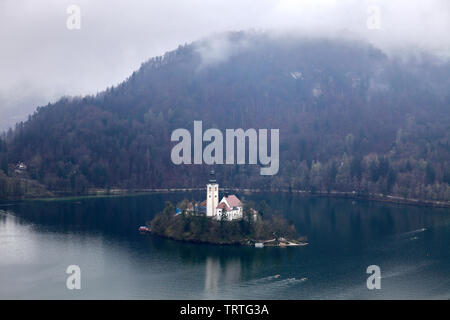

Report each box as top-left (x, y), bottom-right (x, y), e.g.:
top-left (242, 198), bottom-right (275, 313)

top-left (1, 31), bottom-right (449, 202)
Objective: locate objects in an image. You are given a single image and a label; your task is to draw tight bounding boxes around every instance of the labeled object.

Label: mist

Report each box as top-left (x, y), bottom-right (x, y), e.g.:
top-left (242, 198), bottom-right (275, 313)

top-left (0, 0), bottom-right (449, 131)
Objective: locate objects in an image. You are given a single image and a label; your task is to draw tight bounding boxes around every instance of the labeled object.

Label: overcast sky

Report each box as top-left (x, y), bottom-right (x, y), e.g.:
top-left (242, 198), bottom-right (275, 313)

top-left (0, 0), bottom-right (449, 131)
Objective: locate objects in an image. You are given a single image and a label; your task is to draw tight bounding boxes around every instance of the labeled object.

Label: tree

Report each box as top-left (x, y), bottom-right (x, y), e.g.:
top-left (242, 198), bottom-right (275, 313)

top-left (326, 161), bottom-right (338, 191)
top-left (257, 200), bottom-right (269, 218)
top-left (2, 33), bottom-right (450, 202)
top-left (163, 201), bottom-right (175, 215)
top-left (425, 163), bottom-right (435, 185)
top-left (350, 155), bottom-right (363, 180)
top-left (1, 155), bottom-right (8, 175)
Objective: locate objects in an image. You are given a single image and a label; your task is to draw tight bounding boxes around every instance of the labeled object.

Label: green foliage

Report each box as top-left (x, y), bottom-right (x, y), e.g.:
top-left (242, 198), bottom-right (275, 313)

top-left (150, 201), bottom-right (297, 244)
top-left (163, 201), bottom-right (175, 215)
top-left (0, 170), bottom-right (51, 199)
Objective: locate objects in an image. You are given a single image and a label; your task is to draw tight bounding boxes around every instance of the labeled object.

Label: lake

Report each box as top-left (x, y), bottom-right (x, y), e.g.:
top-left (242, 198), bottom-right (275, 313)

top-left (0, 192), bottom-right (449, 299)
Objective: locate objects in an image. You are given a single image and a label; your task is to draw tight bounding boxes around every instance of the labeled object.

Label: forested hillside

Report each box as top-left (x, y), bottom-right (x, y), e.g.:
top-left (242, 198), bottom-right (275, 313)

top-left (1, 32), bottom-right (449, 201)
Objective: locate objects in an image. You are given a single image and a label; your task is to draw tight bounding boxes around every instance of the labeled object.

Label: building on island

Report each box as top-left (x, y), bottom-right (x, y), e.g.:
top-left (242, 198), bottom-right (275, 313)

top-left (206, 171), bottom-right (219, 218)
top-left (205, 170), bottom-right (255, 221)
top-left (177, 171), bottom-right (256, 221)
top-left (216, 195), bottom-right (243, 221)
top-left (14, 162), bottom-right (27, 175)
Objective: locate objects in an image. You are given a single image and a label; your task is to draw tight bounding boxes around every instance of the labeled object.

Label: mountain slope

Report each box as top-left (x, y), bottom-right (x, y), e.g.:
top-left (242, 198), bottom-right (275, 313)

top-left (1, 32), bottom-right (450, 201)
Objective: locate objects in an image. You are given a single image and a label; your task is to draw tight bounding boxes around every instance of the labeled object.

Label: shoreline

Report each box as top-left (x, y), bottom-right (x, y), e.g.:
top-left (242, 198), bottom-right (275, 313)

top-left (148, 229), bottom-right (308, 248)
top-left (9, 187), bottom-right (449, 209)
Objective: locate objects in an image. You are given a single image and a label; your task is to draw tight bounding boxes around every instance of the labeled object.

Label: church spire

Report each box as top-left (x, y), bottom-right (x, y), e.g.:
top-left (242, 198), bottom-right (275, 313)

top-left (209, 169), bottom-right (216, 183)
top-left (206, 170), bottom-right (218, 217)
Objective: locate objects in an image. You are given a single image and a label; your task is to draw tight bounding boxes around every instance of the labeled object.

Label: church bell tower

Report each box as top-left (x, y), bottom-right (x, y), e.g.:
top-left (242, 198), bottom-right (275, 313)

top-left (206, 170), bottom-right (219, 217)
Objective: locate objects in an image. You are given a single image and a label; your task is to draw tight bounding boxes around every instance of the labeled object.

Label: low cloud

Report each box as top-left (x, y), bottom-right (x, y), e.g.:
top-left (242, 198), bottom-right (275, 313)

top-left (194, 32), bottom-right (252, 68)
top-left (0, 0), bottom-right (449, 130)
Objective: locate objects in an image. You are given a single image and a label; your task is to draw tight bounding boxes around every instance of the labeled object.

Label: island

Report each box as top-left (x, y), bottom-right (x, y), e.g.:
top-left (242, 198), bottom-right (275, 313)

top-left (146, 171), bottom-right (308, 247)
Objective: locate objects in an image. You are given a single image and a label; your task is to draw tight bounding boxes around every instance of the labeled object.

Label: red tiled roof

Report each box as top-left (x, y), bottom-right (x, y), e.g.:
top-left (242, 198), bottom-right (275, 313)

top-left (199, 200), bottom-right (207, 207)
top-left (217, 202), bottom-right (231, 211)
top-left (225, 195), bottom-right (242, 207)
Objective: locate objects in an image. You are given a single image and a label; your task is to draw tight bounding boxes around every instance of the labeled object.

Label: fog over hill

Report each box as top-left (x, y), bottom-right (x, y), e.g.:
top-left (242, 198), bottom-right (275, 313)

top-left (1, 32), bottom-right (449, 201)
top-left (1, 0), bottom-right (449, 131)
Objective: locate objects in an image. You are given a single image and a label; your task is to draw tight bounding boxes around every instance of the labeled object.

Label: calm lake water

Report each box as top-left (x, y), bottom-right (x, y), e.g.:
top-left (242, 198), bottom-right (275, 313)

top-left (0, 192), bottom-right (449, 299)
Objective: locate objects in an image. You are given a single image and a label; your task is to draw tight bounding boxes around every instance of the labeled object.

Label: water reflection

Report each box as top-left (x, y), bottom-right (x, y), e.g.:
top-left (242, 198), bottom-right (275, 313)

top-left (204, 257), bottom-right (242, 297)
top-left (0, 193), bottom-right (449, 299)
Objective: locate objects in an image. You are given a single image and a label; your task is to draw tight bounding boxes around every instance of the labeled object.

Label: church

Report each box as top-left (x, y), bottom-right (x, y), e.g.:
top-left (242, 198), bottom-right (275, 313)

top-left (204, 171), bottom-right (244, 221)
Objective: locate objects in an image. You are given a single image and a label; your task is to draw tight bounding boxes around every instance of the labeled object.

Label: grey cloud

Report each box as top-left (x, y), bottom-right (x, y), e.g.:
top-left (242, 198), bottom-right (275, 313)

top-left (0, 0), bottom-right (449, 131)
top-left (194, 32), bottom-right (253, 68)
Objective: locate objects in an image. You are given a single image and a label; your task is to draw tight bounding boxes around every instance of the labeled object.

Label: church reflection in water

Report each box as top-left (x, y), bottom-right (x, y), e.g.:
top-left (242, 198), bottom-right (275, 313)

top-left (204, 256), bottom-right (241, 296)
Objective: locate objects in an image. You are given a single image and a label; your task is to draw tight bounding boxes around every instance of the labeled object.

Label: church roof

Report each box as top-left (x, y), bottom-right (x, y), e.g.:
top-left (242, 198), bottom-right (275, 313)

top-left (216, 195), bottom-right (242, 212)
top-left (225, 195), bottom-right (242, 207)
top-left (217, 202), bottom-right (232, 211)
